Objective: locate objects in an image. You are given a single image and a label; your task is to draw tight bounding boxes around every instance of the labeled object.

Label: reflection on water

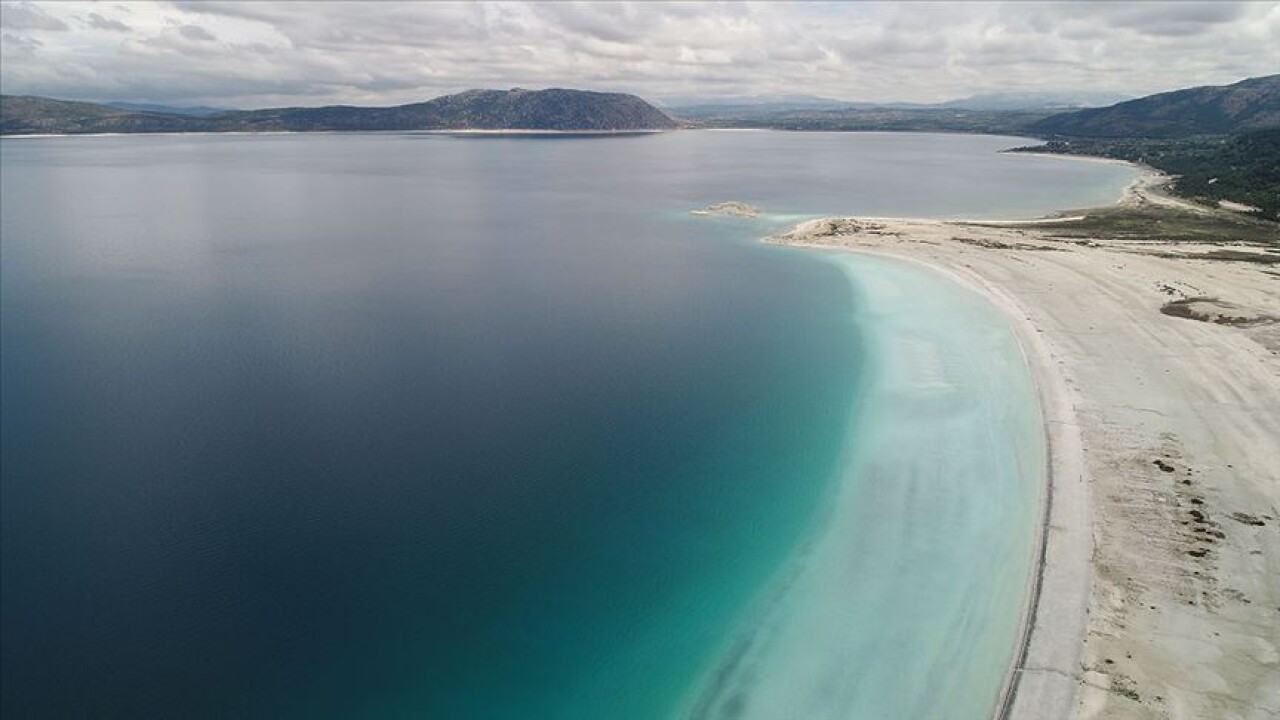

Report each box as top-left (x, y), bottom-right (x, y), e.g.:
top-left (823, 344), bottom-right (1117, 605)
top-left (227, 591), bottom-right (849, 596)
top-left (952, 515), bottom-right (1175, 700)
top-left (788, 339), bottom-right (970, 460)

top-left (1, 131), bottom-right (1131, 719)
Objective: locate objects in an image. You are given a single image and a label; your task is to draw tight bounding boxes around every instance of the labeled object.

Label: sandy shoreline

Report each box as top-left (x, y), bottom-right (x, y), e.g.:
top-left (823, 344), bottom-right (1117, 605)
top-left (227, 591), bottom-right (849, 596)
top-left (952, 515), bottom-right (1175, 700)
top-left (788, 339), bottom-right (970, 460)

top-left (768, 178), bottom-right (1280, 719)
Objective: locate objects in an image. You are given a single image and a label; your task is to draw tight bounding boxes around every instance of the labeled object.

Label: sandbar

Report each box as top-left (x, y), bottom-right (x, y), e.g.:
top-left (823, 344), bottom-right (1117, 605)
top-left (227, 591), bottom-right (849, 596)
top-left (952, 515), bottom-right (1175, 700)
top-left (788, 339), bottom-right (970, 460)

top-left (769, 174), bottom-right (1280, 719)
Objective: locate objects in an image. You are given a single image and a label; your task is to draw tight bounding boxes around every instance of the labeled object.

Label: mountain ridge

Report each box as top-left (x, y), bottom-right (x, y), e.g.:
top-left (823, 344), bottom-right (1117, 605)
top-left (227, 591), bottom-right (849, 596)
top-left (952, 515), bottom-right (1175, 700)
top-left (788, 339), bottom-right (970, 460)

top-left (104, 102), bottom-right (230, 117)
top-left (1030, 75), bottom-right (1280, 138)
top-left (0, 88), bottom-right (677, 135)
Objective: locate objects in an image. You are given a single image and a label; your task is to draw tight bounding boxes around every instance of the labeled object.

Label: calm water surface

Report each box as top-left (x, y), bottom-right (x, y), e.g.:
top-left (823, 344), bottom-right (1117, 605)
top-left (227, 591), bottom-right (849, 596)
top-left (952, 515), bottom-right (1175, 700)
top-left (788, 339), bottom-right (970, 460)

top-left (1, 131), bottom-right (1133, 719)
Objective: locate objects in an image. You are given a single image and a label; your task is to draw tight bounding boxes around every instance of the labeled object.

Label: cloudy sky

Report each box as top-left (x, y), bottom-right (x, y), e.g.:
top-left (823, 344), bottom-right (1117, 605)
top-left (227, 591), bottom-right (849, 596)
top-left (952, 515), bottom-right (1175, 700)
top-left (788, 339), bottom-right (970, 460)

top-left (1, 1), bottom-right (1277, 108)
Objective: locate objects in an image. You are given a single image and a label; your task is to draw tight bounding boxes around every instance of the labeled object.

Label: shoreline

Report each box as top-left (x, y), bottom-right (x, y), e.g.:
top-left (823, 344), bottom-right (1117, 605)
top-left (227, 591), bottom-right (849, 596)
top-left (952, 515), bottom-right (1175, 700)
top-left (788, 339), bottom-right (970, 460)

top-left (774, 239), bottom-right (1088, 719)
top-left (0, 128), bottom-right (670, 140)
top-left (685, 250), bottom-right (1052, 720)
top-left (846, 246), bottom-right (1090, 720)
top-left (766, 173), bottom-right (1280, 718)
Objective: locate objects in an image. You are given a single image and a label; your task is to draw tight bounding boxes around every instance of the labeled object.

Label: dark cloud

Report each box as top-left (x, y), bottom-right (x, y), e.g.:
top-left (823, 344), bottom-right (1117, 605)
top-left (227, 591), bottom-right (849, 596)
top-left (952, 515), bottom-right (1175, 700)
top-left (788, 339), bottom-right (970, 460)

top-left (86, 13), bottom-right (132, 32)
top-left (1104, 1), bottom-right (1249, 32)
top-left (1, 31), bottom-right (42, 54)
top-left (178, 24), bottom-right (216, 42)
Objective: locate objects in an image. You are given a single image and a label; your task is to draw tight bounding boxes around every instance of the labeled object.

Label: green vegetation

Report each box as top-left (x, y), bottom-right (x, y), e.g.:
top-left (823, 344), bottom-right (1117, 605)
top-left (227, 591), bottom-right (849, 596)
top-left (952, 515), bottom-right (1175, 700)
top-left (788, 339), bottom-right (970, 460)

top-left (679, 107), bottom-right (1050, 135)
top-left (1, 89), bottom-right (678, 135)
top-left (1016, 75), bottom-right (1279, 222)
top-left (1017, 200), bottom-right (1280, 247)
top-left (1013, 130), bottom-right (1280, 221)
top-left (0, 95), bottom-right (192, 134)
top-left (1029, 75), bottom-right (1279, 138)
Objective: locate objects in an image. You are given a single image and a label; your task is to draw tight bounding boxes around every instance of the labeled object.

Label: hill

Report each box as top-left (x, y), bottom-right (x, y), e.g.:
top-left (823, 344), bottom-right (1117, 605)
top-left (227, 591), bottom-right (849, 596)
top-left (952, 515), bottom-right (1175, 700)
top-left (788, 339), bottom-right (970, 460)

top-left (1030, 75), bottom-right (1280, 138)
top-left (0, 89), bottom-right (677, 135)
top-left (670, 105), bottom-right (1051, 134)
top-left (938, 90), bottom-right (1131, 111)
top-left (1016, 129), bottom-right (1280, 220)
top-left (208, 88), bottom-right (677, 132)
top-left (667, 89), bottom-right (1129, 125)
top-left (0, 95), bottom-right (194, 134)
top-left (104, 102), bottom-right (230, 117)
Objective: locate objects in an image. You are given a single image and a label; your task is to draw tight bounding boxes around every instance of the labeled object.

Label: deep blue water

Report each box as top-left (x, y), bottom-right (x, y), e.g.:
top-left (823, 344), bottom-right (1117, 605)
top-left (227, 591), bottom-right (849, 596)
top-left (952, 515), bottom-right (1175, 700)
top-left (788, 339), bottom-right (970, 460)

top-left (0, 131), bottom-right (1133, 719)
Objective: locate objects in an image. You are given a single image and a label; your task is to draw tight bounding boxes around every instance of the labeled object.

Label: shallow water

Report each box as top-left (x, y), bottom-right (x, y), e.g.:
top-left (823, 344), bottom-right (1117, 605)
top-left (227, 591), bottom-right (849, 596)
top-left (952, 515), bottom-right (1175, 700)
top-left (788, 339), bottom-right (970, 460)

top-left (1, 131), bottom-right (1130, 719)
top-left (688, 254), bottom-right (1044, 719)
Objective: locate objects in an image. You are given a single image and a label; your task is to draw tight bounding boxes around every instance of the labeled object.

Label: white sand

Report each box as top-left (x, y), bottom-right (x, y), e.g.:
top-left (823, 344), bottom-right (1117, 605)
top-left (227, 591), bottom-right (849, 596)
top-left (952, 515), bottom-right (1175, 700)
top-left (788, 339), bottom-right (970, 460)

top-left (769, 182), bottom-right (1280, 719)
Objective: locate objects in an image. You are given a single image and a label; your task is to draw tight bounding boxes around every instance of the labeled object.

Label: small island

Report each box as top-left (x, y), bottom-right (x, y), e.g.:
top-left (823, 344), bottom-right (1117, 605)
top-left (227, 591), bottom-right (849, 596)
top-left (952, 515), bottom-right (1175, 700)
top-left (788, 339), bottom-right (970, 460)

top-left (690, 201), bottom-right (760, 218)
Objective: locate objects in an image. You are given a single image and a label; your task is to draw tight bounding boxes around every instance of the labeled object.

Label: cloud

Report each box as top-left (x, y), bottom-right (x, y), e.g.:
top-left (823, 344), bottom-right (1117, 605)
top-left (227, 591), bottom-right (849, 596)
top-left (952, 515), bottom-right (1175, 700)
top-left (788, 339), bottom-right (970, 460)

top-left (1, 30), bottom-right (42, 54)
top-left (1, 1), bottom-right (1276, 107)
top-left (86, 12), bottom-right (131, 32)
top-left (178, 24), bottom-right (216, 42)
top-left (0, 2), bottom-right (68, 31)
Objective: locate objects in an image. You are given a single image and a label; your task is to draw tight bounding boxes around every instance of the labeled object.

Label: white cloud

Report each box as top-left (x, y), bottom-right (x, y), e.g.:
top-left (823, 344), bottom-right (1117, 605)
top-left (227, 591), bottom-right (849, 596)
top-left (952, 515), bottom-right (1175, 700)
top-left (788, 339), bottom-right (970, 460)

top-left (1, 1), bottom-right (1276, 107)
top-left (0, 1), bottom-right (67, 31)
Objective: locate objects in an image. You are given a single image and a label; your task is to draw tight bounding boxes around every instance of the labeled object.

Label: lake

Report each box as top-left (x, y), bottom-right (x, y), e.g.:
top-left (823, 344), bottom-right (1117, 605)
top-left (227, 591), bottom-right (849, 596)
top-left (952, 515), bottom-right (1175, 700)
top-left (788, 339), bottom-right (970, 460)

top-left (0, 131), bottom-right (1134, 719)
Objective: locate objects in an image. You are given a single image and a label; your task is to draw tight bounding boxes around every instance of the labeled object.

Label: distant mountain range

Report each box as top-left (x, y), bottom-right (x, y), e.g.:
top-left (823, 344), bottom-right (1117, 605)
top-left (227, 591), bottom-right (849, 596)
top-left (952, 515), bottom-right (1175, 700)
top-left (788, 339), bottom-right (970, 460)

top-left (0, 96), bottom-right (195, 134)
top-left (658, 93), bottom-right (852, 110)
top-left (1030, 75), bottom-right (1280, 138)
top-left (0, 88), bottom-right (678, 135)
top-left (104, 102), bottom-right (230, 117)
top-left (4, 76), bottom-right (1277, 140)
top-left (663, 76), bottom-right (1279, 140)
top-left (1015, 75), bottom-right (1280, 221)
top-left (936, 90), bottom-right (1132, 112)
top-left (666, 90), bottom-right (1131, 120)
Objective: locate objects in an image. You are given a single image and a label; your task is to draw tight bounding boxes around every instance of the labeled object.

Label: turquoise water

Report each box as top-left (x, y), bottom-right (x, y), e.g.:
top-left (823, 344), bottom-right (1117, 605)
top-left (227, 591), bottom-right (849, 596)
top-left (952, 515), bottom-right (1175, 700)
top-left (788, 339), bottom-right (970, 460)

top-left (1, 131), bottom-right (1129, 719)
top-left (688, 255), bottom-right (1045, 719)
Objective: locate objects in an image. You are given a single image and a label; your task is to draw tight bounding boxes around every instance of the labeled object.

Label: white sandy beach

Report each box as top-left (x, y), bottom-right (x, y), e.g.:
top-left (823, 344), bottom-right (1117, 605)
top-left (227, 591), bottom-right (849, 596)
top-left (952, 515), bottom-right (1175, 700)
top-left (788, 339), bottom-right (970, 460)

top-left (769, 177), bottom-right (1280, 719)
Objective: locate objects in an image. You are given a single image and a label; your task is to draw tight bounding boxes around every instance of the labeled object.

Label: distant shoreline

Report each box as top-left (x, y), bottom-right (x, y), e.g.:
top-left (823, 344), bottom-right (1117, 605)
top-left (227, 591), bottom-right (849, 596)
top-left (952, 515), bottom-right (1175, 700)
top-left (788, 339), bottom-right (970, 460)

top-left (0, 126), bottom-right (1037, 139)
top-left (0, 128), bottom-right (671, 139)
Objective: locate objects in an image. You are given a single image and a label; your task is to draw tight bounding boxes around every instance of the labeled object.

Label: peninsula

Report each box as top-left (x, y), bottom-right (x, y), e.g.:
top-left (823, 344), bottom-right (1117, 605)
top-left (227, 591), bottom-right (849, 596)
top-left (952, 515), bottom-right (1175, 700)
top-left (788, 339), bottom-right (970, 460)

top-left (769, 172), bottom-right (1280, 719)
